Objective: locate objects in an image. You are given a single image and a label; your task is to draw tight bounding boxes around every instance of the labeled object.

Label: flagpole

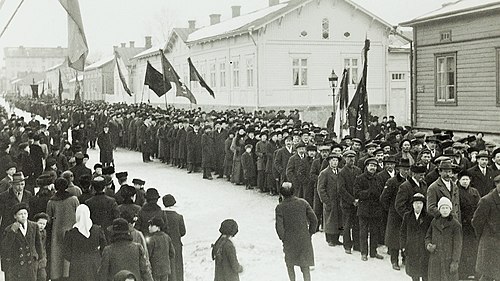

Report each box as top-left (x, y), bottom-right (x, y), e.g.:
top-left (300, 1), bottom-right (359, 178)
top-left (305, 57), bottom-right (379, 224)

top-left (164, 91), bottom-right (168, 109)
top-left (141, 85), bottom-right (145, 103)
top-left (0, 0), bottom-right (25, 39)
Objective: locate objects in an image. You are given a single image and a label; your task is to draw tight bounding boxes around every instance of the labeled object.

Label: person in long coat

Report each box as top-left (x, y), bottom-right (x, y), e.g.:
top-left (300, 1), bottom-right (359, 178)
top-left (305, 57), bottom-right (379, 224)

top-left (399, 194), bottom-right (432, 281)
top-left (456, 171), bottom-right (480, 280)
top-left (211, 219), bottom-right (243, 281)
top-left (201, 126), bottom-right (215, 180)
top-left (310, 144), bottom-right (330, 232)
top-left (425, 197), bottom-right (462, 281)
top-left (265, 133), bottom-right (279, 194)
top-left (255, 133), bottom-right (269, 192)
top-left (380, 162), bottom-right (408, 270)
top-left (162, 195), bottom-right (186, 281)
top-left (223, 131), bottom-right (234, 181)
top-left (135, 188), bottom-right (167, 236)
top-left (472, 175), bottom-right (500, 281)
top-left (286, 142), bottom-right (311, 199)
top-left (97, 125), bottom-right (114, 167)
top-left (63, 204), bottom-right (107, 281)
top-left (427, 161), bottom-right (461, 221)
top-left (46, 178), bottom-right (80, 281)
top-left (395, 165), bottom-right (428, 218)
top-left (213, 123), bottom-right (228, 178)
top-left (1, 203), bottom-right (45, 281)
top-left (317, 153), bottom-right (342, 246)
top-left (274, 136), bottom-right (294, 187)
top-left (275, 182), bottom-right (317, 281)
top-left (230, 129), bottom-right (246, 185)
top-left (176, 122), bottom-right (187, 169)
top-left (85, 177), bottom-right (120, 231)
top-left (168, 122), bottom-right (179, 166)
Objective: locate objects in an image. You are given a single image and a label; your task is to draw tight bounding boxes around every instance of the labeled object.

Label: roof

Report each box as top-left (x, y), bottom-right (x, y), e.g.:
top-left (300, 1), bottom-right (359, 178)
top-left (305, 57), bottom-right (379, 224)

top-left (85, 56), bottom-right (114, 71)
top-left (115, 47), bottom-right (146, 67)
top-left (400, 0), bottom-right (500, 26)
top-left (3, 46), bottom-right (67, 58)
top-left (187, 0), bottom-right (393, 44)
top-left (165, 27), bottom-right (198, 53)
top-left (173, 28), bottom-right (197, 42)
top-left (46, 61), bottom-right (66, 72)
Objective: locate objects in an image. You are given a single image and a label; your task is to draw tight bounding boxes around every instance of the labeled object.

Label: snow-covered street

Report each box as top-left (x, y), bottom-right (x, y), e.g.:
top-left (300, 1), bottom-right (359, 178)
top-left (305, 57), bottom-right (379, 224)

top-left (2, 98), bottom-right (409, 281)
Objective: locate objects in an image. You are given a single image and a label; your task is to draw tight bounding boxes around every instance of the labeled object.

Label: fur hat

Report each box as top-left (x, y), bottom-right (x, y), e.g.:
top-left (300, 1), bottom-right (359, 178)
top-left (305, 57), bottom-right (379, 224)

top-left (438, 197), bottom-right (453, 210)
top-left (412, 193), bottom-right (426, 203)
top-left (54, 178), bottom-right (69, 191)
top-left (12, 202), bottom-right (29, 215)
top-left (219, 219), bottom-right (239, 236)
top-left (145, 188), bottom-right (160, 200)
top-left (162, 194), bottom-right (176, 207)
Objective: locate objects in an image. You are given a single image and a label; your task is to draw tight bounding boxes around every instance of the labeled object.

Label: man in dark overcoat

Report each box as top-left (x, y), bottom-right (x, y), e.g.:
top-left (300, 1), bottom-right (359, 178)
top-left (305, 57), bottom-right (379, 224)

top-left (201, 125), bottom-right (215, 180)
top-left (427, 160), bottom-right (461, 221)
top-left (213, 121), bottom-right (228, 178)
top-left (472, 174), bottom-right (500, 281)
top-left (309, 143), bottom-right (330, 232)
top-left (186, 121), bottom-right (202, 173)
top-left (0, 172), bottom-right (32, 243)
top-left (176, 121), bottom-right (188, 169)
top-left (85, 176), bottom-right (119, 230)
top-left (354, 157), bottom-right (384, 261)
top-left (467, 150), bottom-right (495, 197)
top-left (286, 142), bottom-right (311, 199)
top-left (274, 136), bottom-right (294, 188)
top-left (97, 125), bottom-right (114, 167)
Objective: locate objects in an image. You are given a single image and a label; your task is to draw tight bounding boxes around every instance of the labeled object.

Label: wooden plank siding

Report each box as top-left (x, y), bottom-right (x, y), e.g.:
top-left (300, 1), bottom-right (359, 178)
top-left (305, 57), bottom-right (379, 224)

top-left (413, 11), bottom-right (500, 133)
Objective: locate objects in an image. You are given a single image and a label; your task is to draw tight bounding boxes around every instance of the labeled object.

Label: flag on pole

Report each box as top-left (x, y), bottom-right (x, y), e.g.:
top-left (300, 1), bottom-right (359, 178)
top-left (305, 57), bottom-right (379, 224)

top-left (347, 39), bottom-right (370, 142)
top-left (74, 72), bottom-right (81, 102)
top-left (188, 57), bottom-right (215, 98)
top-left (41, 81), bottom-right (45, 98)
top-left (59, 0), bottom-right (88, 71)
top-left (30, 79), bottom-right (39, 99)
top-left (114, 51), bottom-right (132, 96)
top-left (333, 69), bottom-right (349, 138)
top-left (58, 70), bottom-right (63, 103)
top-left (159, 50), bottom-right (197, 104)
top-left (144, 61), bottom-right (170, 97)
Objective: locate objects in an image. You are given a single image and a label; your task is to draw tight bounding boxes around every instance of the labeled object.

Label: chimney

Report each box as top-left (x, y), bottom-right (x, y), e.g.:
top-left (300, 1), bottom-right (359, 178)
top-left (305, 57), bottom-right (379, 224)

top-left (209, 14), bottom-right (221, 25)
top-left (145, 36), bottom-right (152, 48)
top-left (113, 46), bottom-right (118, 52)
top-left (129, 41), bottom-right (135, 48)
top-left (120, 43), bottom-right (126, 48)
top-left (231, 6), bottom-right (241, 18)
top-left (269, 0), bottom-right (279, 6)
top-left (188, 20), bottom-right (196, 29)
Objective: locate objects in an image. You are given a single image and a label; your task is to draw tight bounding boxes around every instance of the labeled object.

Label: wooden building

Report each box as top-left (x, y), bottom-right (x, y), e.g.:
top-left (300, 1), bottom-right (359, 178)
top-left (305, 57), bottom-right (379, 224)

top-left (401, 0), bottom-right (500, 133)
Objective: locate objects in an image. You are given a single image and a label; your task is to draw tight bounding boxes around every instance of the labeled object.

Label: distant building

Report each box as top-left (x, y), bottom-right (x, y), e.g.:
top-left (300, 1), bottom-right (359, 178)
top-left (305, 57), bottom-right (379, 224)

top-left (3, 46), bottom-right (67, 79)
top-left (133, 0), bottom-right (412, 125)
top-left (401, 0), bottom-right (500, 134)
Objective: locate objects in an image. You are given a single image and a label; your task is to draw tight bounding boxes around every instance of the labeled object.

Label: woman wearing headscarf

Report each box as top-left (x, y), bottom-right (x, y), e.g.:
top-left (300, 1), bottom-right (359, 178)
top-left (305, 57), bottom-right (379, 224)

top-left (63, 204), bottom-right (107, 281)
top-left (46, 177), bottom-right (80, 281)
top-left (211, 219), bottom-right (243, 281)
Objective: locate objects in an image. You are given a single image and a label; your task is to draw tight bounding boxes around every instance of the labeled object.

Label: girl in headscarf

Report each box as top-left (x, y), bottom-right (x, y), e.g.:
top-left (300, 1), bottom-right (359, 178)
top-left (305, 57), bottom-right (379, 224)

top-left (63, 204), bottom-right (107, 281)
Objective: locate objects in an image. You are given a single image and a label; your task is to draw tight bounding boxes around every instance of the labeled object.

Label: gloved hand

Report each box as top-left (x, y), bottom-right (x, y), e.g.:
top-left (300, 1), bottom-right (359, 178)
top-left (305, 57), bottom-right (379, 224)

top-left (426, 243), bottom-right (436, 253)
top-left (450, 261), bottom-right (459, 273)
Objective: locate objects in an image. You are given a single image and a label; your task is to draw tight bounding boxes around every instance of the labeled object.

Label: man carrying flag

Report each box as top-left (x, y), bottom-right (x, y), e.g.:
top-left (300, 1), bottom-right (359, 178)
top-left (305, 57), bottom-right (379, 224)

top-left (188, 57), bottom-right (215, 98)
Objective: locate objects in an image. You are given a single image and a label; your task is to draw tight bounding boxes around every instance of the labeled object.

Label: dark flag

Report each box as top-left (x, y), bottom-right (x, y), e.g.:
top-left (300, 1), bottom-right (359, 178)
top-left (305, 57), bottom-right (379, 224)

top-left (188, 57), bottom-right (215, 98)
top-left (159, 50), bottom-right (197, 104)
top-left (58, 70), bottom-right (64, 103)
top-left (30, 81), bottom-right (39, 99)
top-left (115, 51), bottom-right (132, 96)
top-left (347, 39), bottom-right (370, 141)
top-left (74, 72), bottom-right (81, 102)
top-left (40, 81), bottom-right (45, 98)
top-left (144, 61), bottom-right (170, 97)
top-left (59, 0), bottom-right (88, 71)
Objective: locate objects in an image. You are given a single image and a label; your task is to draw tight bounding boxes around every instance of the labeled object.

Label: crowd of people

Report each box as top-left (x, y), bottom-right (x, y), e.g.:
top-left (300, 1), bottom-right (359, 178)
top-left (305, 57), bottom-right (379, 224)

top-left (0, 97), bottom-right (499, 281)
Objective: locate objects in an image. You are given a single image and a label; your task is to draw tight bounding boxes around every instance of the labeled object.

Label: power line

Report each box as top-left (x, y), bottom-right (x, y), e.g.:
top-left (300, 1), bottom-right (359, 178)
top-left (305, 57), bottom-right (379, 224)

top-left (0, 0), bottom-right (26, 39)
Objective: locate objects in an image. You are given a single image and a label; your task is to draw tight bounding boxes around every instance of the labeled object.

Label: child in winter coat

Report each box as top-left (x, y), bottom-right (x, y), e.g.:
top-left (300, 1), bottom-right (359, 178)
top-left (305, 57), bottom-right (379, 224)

top-left (400, 193), bottom-right (432, 281)
top-left (241, 144), bottom-right (256, 190)
top-left (425, 197), bottom-right (462, 281)
top-left (33, 212), bottom-right (49, 281)
top-left (211, 219), bottom-right (243, 281)
top-left (147, 217), bottom-right (175, 281)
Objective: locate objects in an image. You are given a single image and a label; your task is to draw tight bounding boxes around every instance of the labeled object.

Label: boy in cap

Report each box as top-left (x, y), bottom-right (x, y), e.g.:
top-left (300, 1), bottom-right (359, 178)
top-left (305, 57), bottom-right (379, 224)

top-left (1, 202), bottom-right (46, 281)
top-left (241, 144), bottom-right (256, 189)
top-left (400, 193), bottom-right (432, 281)
top-left (147, 216), bottom-right (175, 281)
top-left (425, 197), bottom-right (462, 281)
top-left (132, 178), bottom-right (146, 206)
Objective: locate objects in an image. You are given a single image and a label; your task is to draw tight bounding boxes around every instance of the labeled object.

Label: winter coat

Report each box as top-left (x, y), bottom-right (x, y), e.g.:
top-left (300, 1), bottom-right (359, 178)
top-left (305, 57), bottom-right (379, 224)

top-left (85, 192), bottom-right (120, 230)
top-left (265, 141), bottom-right (278, 174)
top-left (337, 164), bottom-right (362, 210)
top-left (164, 210), bottom-right (186, 281)
top-left (274, 146), bottom-right (294, 181)
top-left (70, 163), bottom-right (92, 187)
top-left (46, 192), bottom-right (80, 280)
top-left (147, 231), bottom-right (175, 277)
top-left (212, 236), bottom-right (242, 281)
top-left (135, 203), bottom-right (168, 235)
top-left (98, 238), bottom-right (153, 281)
top-left (28, 187), bottom-right (54, 219)
top-left (63, 225), bottom-right (108, 281)
top-left (0, 188), bottom-right (33, 243)
top-left (467, 165), bottom-right (495, 197)
top-left (354, 171), bottom-right (384, 218)
top-left (425, 216), bottom-right (462, 281)
top-left (317, 167), bottom-right (342, 235)
top-left (1, 220), bottom-right (45, 281)
top-left (458, 184), bottom-right (480, 279)
top-left (400, 211), bottom-right (432, 278)
top-left (241, 151), bottom-right (256, 180)
top-left (255, 140), bottom-right (269, 171)
top-left (29, 144), bottom-right (45, 179)
top-left (230, 136), bottom-right (245, 184)
top-left (310, 157), bottom-right (324, 214)
top-left (395, 178), bottom-right (428, 218)
top-left (97, 132), bottom-right (114, 164)
top-left (223, 137), bottom-right (234, 170)
top-left (201, 132), bottom-right (215, 169)
top-left (427, 178), bottom-right (461, 221)
top-left (213, 129), bottom-right (228, 170)
top-left (186, 129), bottom-right (202, 165)
top-left (472, 189), bottom-right (500, 280)
top-left (286, 153), bottom-right (312, 198)
top-left (380, 173), bottom-right (406, 249)
top-left (176, 128), bottom-right (187, 160)
top-left (275, 196), bottom-right (318, 267)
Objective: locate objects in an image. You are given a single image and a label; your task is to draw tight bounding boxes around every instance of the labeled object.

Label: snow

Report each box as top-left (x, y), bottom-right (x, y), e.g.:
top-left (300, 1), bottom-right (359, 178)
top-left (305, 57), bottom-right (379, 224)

top-left (133, 45), bottom-right (162, 60)
top-left (86, 55), bottom-right (114, 71)
top-left (408, 0), bottom-right (500, 22)
top-left (187, 3), bottom-right (288, 43)
top-left (0, 98), bottom-right (410, 281)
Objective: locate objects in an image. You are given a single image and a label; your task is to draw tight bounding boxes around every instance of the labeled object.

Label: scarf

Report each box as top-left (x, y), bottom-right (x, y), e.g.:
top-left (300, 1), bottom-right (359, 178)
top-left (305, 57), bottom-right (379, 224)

top-left (74, 204), bottom-right (93, 238)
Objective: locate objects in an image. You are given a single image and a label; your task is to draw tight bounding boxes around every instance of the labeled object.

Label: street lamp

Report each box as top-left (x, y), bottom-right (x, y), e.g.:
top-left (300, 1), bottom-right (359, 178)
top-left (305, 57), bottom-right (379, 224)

top-left (328, 69), bottom-right (339, 116)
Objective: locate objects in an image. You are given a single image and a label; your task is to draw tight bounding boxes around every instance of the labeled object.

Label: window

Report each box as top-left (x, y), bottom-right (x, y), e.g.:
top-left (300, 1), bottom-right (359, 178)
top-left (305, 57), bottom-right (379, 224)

top-left (440, 31), bottom-right (452, 42)
top-left (391, 73), bottom-right (405, 80)
top-left (210, 62), bottom-right (216, 88)
top-left (232, 57), bottom-right (240, 87)
top-left (322, 18), bottom-right (329, 39)
top-left (292, 58), bottom-right (308, 86)
top-left (246, 56), bottom-right (255, 87)
top-left (220, 60), bottom-right (226, 87)
top-left (435, 53), bottom-right (456, 104)
top-left (344, 58), bottom-right (359, 85)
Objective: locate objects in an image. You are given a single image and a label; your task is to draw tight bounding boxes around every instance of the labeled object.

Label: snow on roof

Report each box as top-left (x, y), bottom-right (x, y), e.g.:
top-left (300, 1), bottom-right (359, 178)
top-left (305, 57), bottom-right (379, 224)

top-left (46, 61), bottom-right (66, 72)
top-left (401, 0), bottom-right (500, 25)
top-left (85, 55), bottom-right (114, 71)
top-left (133, 45), bottom-right (162, 60)
top-left (187, 3), bottom-right (288, 43)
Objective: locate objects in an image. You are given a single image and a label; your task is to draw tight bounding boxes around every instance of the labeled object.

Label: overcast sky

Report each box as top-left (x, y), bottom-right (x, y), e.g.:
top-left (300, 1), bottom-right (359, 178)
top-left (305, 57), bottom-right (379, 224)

top-left (0, 0), bottom-right (449, 67)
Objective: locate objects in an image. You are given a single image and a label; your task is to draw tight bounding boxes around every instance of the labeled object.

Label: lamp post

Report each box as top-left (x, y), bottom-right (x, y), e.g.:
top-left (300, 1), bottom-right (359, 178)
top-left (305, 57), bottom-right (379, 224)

top-left (328, 69), bottom-right (339, 117)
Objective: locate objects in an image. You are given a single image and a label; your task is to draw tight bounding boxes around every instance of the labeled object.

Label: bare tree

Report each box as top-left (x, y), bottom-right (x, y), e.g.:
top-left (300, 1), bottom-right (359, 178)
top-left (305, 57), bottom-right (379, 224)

top-left (142, 6), bottom-right (176, 46)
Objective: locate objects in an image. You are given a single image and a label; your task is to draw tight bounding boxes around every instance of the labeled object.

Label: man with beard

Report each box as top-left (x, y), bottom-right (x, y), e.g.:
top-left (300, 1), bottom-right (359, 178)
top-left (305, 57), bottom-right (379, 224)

top-left (427, 160), bottom-right (461, 221)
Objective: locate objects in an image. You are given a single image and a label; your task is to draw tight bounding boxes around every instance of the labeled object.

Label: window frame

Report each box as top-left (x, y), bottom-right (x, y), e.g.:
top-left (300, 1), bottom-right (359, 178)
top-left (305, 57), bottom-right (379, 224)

top-left (344, 57), bottom-right (359, 86)
top-left (439, 30), bottom-right (452, 43)
top-left (209, 60), bottom-right (216, 88)
top-left (291, 57), bottom-right (308, 87)
top-left (246, 55), bottom-right (255, 87)
top-left (434, 52), bottom-right (457, 106)
top-left (232, 56), bottom-right (240, 88)
top-left (322, 18), bottom-right (330, 40)
top-left (220, 59), bottom-right (226, 88)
